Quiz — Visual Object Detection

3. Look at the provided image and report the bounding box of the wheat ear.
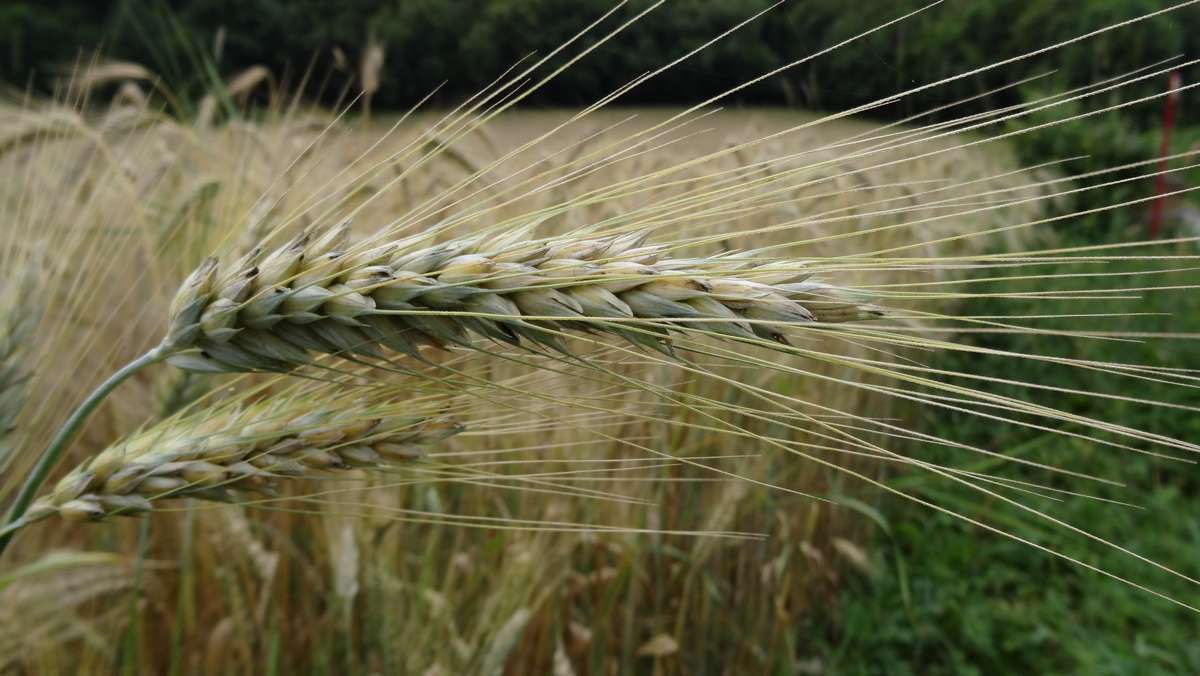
[23,393,463,524]
[160,223,882,373]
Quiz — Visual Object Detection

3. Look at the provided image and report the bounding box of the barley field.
[2,4,1199,675]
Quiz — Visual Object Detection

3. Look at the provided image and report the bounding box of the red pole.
[1149,71,1182,238]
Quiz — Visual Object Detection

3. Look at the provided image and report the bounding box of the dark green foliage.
[3,1,1197,120]
[809,244,1200,674]
[0,1,111,87]
[1006,99,1161,238]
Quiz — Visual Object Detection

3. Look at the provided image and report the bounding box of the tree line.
[2,0,1194,126]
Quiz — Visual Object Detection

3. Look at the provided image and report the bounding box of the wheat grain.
[160,224,882,373]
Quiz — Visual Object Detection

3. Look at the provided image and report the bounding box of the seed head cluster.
[163,223,882,372]
[28,399,463,522]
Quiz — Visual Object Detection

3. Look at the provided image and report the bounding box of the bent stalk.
[0,347,165,558]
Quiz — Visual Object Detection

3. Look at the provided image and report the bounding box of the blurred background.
[4,1,1198,117]
[3,1,1200,674]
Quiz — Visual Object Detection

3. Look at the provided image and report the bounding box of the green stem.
[0,346,166,559]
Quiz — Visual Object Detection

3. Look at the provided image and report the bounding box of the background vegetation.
[3,0,1198,120]
[809,243,1200,674]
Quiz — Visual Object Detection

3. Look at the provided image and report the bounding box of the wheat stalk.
[23,392,463,524]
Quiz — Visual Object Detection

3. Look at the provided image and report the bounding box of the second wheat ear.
[26,394,464,524]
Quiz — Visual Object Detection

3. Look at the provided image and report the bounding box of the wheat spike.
[161,224,882,373]
[26,393,464,523]
[153,193,284,417]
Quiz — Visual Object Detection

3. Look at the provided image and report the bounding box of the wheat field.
[1,8,1197,672]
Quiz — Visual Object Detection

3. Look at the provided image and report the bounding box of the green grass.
[811,236,1200,675]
